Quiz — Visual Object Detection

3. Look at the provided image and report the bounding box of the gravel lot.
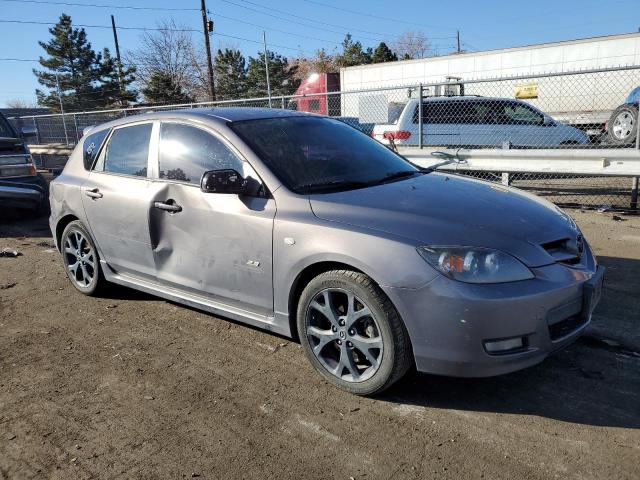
[1,209,639,480]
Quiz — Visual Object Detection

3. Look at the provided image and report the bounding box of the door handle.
[83,187,103,199]
[154,201,182,213]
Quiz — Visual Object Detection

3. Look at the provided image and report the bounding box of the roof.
[85,107,312,133]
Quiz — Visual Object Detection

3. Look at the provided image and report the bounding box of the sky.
[1,0,639,107]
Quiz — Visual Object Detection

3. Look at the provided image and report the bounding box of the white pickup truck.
[371,96,589,148]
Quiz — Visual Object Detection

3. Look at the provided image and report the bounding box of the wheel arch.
[55,214,80,251]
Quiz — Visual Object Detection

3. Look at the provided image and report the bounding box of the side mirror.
[21,126,37,141]
[543,115,554,126]
[200,169,247,194]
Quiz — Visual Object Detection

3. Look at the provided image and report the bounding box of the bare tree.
[392,31,430,60]
[127,19,208,101]
[5,98,37,109]
[292,49,338,81]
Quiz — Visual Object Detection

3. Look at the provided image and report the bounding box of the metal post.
[631,177,638,210]
[263,31,272,108]
[502,172,511,186]
[418,83,423,149]
[281,96,285,109]
[73,113,79,142]
[32,116,40,144]
[55,73,69,145]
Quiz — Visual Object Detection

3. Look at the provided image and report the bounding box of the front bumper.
[0,175,47,210]
[383,262,604,377]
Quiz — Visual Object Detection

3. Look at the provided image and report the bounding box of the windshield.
[230,116,418,193]
[0,115,17,138]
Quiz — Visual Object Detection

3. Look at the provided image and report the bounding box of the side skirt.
[101,260,292,337]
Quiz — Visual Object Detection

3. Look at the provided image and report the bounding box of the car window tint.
[102,123,152,177]
[159,123,243,184]
[84,129,110,170]
[414,102,460,124]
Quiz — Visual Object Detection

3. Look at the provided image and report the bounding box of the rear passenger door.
[149,121,276,317]
[81,122,157,279]
[413,101,460,146]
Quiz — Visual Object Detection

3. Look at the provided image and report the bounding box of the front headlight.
[417,246,534,284]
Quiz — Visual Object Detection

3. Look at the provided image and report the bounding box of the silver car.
[50,109,604,395]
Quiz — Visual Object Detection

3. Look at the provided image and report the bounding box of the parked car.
[372,97,589,148]
[50,108,603,395]
[0,111,48,213]
[606,86,639,145]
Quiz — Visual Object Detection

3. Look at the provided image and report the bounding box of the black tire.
[607,104,638,145]
[60,220,105,296]
[296,269,413,395]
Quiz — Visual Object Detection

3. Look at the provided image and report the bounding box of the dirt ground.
[1,209,639,480]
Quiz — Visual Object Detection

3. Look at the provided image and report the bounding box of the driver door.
[148,121,276,317]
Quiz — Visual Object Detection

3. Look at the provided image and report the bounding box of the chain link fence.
[8,65,640,210]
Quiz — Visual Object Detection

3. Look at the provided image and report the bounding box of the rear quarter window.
[83,129,110,170]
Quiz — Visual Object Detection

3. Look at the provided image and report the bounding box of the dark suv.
[0,112,48,213]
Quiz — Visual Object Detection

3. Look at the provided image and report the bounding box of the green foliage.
[141,70,194,104]
[34,14,137,111]
[97,48,138,107]
[214,49,248,100]
[371,42,398,63]
[246,50,300,98]
[335,34,373,68]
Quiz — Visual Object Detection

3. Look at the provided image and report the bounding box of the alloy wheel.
[63,229,96,288]
[305,288,384,382]
[612,111,634,140]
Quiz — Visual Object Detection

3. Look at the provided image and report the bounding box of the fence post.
[418,83,423,149]
[633,101,640,210]
[281,96,285,109]
[73,113,79,142]
[501,173,511,186]
[60,113,69,145]
[32,116,40,145]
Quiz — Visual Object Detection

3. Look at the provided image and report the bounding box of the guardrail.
[398,147,640,210]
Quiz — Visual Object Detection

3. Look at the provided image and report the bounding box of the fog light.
[484,337,525,354]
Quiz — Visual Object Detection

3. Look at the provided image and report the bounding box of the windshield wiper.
[298,179,372,193]
[374,170,424,185]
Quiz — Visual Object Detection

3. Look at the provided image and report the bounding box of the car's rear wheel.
[296,270,412,395]
[607,104,638,145]
[60,221,104,296]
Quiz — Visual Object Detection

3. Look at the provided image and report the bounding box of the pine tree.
[371,42,398,63]
[141,71,194,104]
[335,34,373,68]
[34,14,102,112]
[246,51,300,98]
[214,49,248,100]
[97,48,138,107]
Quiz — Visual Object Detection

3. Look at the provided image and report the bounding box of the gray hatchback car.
[50,108,604,395]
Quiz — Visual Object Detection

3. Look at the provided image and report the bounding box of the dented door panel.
[149,181,276,316]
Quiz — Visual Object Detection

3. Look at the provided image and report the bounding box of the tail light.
[383,131,411,140]
[0,154,37,178]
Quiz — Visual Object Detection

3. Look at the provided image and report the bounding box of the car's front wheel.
[296,270,413,395]
[607,104,638,145]
[60,220,105,296]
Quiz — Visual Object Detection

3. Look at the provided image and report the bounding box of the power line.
[0,0,199,10]
[0,19,200,32]
[299,0,457,31]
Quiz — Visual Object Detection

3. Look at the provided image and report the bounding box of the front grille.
[548,314,588,341]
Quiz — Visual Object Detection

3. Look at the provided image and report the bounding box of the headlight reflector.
[417,246,534,283]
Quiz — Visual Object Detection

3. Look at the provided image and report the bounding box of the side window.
[101,123,152,177]
[158,123,243,185]
[500,102,544,125]
[83,128,110,170]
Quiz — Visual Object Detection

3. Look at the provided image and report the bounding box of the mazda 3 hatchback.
[50,108,604,395]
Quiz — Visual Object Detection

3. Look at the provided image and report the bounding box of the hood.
[309,172,581,267]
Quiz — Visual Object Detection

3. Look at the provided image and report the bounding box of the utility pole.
[457,30,461,53]
[110,15,125,104]
[201,0,216,102]
[263,30,272,107]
